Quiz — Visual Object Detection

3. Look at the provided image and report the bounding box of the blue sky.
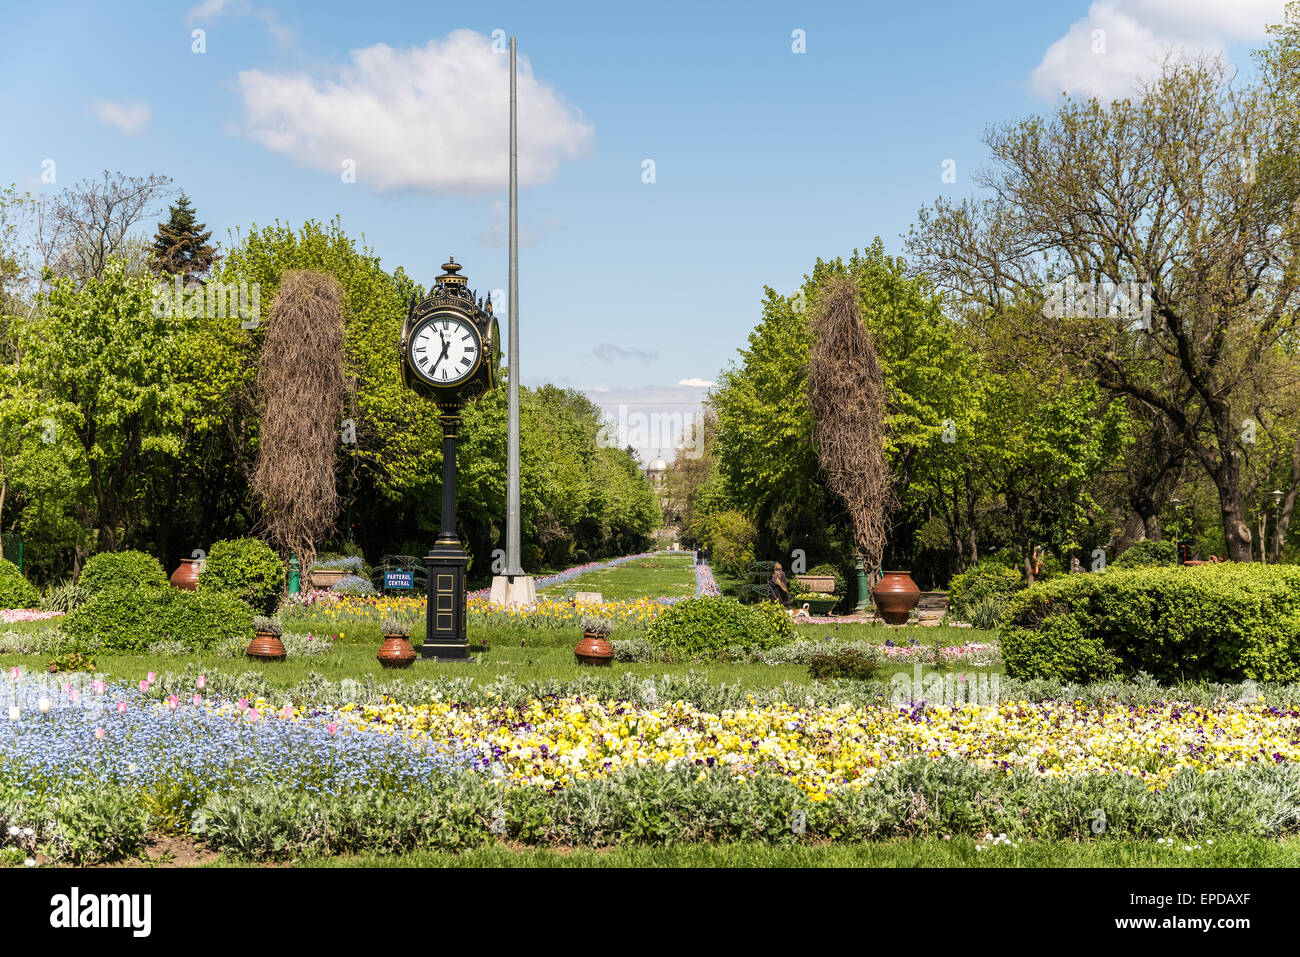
[0,0,1285,458]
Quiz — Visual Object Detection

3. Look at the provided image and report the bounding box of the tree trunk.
[1213,471,1253,562]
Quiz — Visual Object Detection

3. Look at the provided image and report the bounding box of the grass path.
[537,552,698,601]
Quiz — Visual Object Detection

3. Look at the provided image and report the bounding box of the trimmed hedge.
[1111,539,1178,570]
[0,558,39,609]
[77,550,167,595]
[1002,563,1300,683]
[946,560,1024,617]
[62,585,255,655]
[648,596,792,659]
[199,537,284,616]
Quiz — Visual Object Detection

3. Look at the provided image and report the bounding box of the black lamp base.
[421,537,469,661]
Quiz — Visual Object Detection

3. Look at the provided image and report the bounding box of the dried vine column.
[807,276,894,610]
[250,271,347,572]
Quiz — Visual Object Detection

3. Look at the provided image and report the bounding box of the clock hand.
[432,338,451,371]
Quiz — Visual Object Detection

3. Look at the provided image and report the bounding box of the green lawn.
[537,553,697,601]
[267,835,1300,868]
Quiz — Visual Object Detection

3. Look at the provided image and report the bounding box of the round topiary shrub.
[62,585,255,655]
[647,596,791,659]
[1111,538,1178,569]
[0,558,39,609]
[199,537,285,616]
[78,550,167,596]
[946,560,1025,618]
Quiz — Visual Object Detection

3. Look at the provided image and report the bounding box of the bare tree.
[35,170,173,286]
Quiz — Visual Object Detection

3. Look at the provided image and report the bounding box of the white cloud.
[236,31,594,193]
[676,377,714,388]
[1030,0,1287,100]
[91,99,150,134]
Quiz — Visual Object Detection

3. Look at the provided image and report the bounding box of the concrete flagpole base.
[489,574,537,608]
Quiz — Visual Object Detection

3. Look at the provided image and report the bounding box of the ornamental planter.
[794,575,837,595]
[574,632,614,666]
[797,596,837,617]
[378,634,417,669]
[871,570,921,625]
[169,558,201,591]
[246,631,286,661]
[310,568,346,589]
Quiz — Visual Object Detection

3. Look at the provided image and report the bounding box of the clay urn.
[574,632,614,666]
[871,570,921,625]
[378,634,417,669]
[246,631,287,661]
[170,558,201,591]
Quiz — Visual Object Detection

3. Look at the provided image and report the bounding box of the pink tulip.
[7,667,17,680]
[69,689,79,704]
[138,680,149,693]
[192,693,202,706]
[167,695,179,710]
[92,680,105,695]
[282,704,293,719]
[147,672,157,683]
[237,698,248,710]
[327,722,338,735]
[248,708,259,722]
[94,727,105,740]
[61,683,71,693]
[116,701,127,714]
[196,675,206,690]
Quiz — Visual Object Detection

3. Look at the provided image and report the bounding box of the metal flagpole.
[504,36,524,580]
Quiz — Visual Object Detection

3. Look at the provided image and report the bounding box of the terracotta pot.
[871,570,921,625]
[247,632,286,661]
[310,568,346,589]
[170,558,201,591]
[574,632,614,666]
[378,635,417,669]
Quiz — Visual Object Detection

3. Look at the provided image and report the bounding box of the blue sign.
[384,570,414,590]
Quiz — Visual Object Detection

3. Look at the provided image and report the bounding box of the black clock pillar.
[422,413,470,660]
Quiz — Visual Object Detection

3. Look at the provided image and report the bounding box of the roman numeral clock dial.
[410,316,480,385]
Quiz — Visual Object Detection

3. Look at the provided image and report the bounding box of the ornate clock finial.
[438,257,467,287]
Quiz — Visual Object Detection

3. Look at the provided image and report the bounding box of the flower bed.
[330,695,1300,799]
[0,610,63,625]
[6,664,1300,861]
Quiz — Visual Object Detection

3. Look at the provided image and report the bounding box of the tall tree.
[908,54,1300,561]
[152,192,217,282]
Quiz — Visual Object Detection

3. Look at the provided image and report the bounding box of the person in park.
[770,562,791,607]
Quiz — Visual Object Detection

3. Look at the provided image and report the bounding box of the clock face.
[409,315,480,386]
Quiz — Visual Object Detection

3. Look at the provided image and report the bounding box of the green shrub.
[0,558,39,609]
[199,537,284,616]
[946,560,1024,617]
[78,550,167,595]
[1112,539,1178,569]
[808,648,880,681]
[62,585,255,654]
[1001,563,1300,683]
[647,596,790,659]
[749,599,796,644]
